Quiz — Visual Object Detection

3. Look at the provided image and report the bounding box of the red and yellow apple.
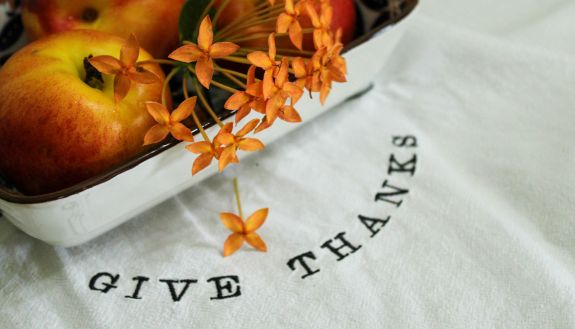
[21,0,185,58]
[0,30,165,195]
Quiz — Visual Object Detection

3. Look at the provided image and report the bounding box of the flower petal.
[268,33,276,61]
[146,102,170,125]
[128,67,160,84]
[168,44,204,63]
[225,92,251,111]
[245,208,268,232]
[276,13,293,34]
[88,55,122,75]
[223,233,244,257]
[289,21,303,50]
[219,122,234,135]
[235,105,251,123]
[238,138,265,152]
[284,82,304,104]
[306,3,321,28]
[292,57,308,78]
[191,152,214,175]
[275,58,290,87]
[198,16,214,51]
[114,74,131,103]
[215,132,236,146]
[320,81,331,105]
[245,232,267,252]
[143,124,170,145]
[121,34,140,67]
[218,146,237,172]
[263,69,275,99]
[209,42,240,58]
[196,57,214,89]
[186,141,213,154]
[220,213,245,233]
[172,96,197,122]
[247,51,273,69]
[170,123,194,142]
[279,105,302,123]
[266,93,285,122]
[254,118,272,134]
[236,118,260,137]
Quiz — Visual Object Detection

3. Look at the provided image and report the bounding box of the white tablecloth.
[2,1,575,328]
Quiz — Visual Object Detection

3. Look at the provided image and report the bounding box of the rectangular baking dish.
[0,0,419,246]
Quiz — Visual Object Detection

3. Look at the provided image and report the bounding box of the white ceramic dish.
[0,0,418,246]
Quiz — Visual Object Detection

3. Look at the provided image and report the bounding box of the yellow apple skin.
[21,0,185,58]
[0,30,165,195]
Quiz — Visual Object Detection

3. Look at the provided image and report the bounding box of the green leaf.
[178,0,216,43]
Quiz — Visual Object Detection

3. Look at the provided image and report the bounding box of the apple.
[214,0,357,48]
[0,30,165,195]
[20,0,185,58]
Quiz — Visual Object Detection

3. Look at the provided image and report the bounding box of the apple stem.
[83,56,104,91]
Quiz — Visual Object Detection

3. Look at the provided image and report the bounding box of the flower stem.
[215,65,247,89]
[186,65,240,94]
[215,4,283,38]
[212,0,232,25]
[194,0,217,37]
[221,56,254,66]
[137,59,178,66]
[233,177,244,219]
[162,68,179,107]
[190,107,210,142]
[182,73,190,99]
[182,72,211,141]
[192,77,224,127]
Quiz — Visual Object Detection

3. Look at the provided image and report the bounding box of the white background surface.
[2,1,575,328]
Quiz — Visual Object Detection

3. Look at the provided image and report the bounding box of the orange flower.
[247,33,281,99]
[143,97,196,145]
[277,0,304,50]
[169,16,240,88]
[186,141,217,175]
[264,58,303,123]
[220,208,268,257]
[292,57,313,91]
[305,2,333,49]
[214,119,265,172]
[224,66,262,123]
[311,36,347,104]
[255,104,302,133]
[89,34,159,103]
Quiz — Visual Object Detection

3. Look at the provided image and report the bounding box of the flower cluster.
[89,0,347,177]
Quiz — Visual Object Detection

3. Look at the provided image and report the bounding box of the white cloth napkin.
[2,1,575,328]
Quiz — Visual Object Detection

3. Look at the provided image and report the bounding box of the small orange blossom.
[221,208,269,257]
[89,34,159,103]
